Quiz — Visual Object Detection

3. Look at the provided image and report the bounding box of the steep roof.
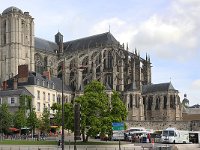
[0,88,33,97]
[6,72,72,92]
[51,77,73,92]
[142,82,177,94]
[63,32,119,52]
[35,37,58,52]
[2,6,23,15]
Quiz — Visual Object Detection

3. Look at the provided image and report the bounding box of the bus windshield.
[162,130,175,136]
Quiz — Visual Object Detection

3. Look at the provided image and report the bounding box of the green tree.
[75,80,111,142]
[39,108,50,133]
[110,91,128,122]
[27,108,39,135]
[51,102,74,132]
[13,109,27,134]
[0,103,12,134]
[13,95,33,134]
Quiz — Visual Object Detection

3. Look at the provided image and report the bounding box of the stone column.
[88,54,92,77]
[139,96,144,121]
[175,95,180,120]
[132,58,135,83]
[132,93,137,121]
[92,61,96,80]
[119,59,124,91]
[160,95,164,110]
[125,93,130,121]
[166,94,170,121]
[64,65,70,85]
[100,51,104,82]
[30,18,35,72]
[112,52,117,90]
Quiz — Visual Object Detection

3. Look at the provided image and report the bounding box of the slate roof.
[0,88,33,97]
[34,32,119,53]
[63,32,119,52]
[2,6,23,14]
[35,37,58,52]
[51,77,72,92]
[125,82,137,91]
[6,72,72,92]
[142,82,177,94]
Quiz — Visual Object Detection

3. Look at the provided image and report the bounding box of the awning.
[9,127,19,132]
[50,126,59,128]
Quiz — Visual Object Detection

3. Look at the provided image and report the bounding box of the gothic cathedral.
[0,7,182,122]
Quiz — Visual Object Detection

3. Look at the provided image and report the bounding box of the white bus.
[161,128,189,144]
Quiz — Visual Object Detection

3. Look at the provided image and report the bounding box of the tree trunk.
[86,135,89,142]
[82,133,86,142]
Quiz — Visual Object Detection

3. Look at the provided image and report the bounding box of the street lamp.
[61,59,65,150]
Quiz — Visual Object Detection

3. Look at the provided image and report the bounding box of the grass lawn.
[0,140,117,145]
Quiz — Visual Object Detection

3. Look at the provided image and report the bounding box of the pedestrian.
[147,133,151,143]
[58,140,61,146]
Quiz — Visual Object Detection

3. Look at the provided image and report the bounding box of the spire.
[126,43,129,51]
[135,48,137,55]
[148,54,151,62]
[146,53,148,61]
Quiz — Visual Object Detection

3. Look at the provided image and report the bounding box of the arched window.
[155,97,160,110]
[147,96,153,110]
[163,96,167,109]
[35,54,44,74]
[107,51,113,69]
[3,20,6,44]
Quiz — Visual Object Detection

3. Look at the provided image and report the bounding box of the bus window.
[169,131,174,136]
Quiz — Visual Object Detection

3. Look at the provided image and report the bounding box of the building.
[0,6,182,123]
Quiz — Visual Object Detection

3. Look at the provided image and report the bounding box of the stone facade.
[0,6,183,122]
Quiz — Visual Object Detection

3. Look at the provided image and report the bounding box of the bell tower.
[0,6,35,82]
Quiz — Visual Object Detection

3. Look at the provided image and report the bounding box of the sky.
[0,0,199,105]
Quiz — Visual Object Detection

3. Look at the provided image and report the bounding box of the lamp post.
[61,59,65,150]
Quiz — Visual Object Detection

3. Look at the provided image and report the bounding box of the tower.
[55,32,63,55]
[0,6,35,82]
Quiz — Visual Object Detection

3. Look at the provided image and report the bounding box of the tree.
[75,80,111,142]
[51,102,74,132]
[0,103,12,134]
[39,108,50,133]
[110,91,128,122]
[13,109,27,134]
[27,108,39,135]
[13,95,33,134]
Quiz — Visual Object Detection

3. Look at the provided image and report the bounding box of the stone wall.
[126,121,191,131]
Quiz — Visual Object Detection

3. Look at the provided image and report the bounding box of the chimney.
[2,81,7,90]
[43,71,51,80]
[13,78,18,90]
[18,64,29,83]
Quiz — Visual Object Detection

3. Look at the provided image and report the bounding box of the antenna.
[109,24,110,33]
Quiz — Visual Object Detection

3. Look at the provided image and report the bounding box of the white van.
[161,128,189,144]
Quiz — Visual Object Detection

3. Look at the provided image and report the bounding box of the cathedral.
[0,6,182,123]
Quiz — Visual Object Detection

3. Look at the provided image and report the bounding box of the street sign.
[112,122,124,130]
[112,122,124,127]
[112,126,124,131]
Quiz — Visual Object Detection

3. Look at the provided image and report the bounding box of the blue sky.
[1,0,199,105]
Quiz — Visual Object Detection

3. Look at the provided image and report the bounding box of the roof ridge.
[35,37,56,44]
[63,32,110,43]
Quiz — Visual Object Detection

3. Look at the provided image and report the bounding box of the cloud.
[90,0,200,62]
[190,80,200,90]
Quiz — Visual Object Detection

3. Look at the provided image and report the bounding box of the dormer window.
[42,80,45,86]
[47,82,49,88]
[37,79,40,85]
[52,83,55,89]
